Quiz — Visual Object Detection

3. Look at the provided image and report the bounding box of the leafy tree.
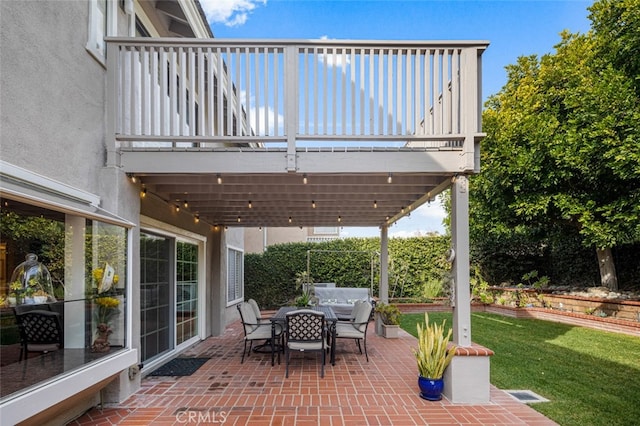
[589,0,640,95]
[472,6,640,290]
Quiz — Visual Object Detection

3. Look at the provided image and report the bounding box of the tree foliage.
[589,0,640,96]
[470,0,640,288]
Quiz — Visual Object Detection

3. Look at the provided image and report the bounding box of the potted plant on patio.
[413,312,456,401]
[374,302,401,338]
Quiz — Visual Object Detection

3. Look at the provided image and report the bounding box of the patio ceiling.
[134,170,452,228]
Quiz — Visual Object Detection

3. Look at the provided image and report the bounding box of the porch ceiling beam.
[153,184,433,195]
[163,194,429,203]
[134,173,441,186]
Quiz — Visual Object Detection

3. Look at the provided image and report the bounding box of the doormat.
[505,390,549,403]
[148,358,209,377]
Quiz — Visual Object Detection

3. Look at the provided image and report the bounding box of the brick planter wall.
[396,301,640,338]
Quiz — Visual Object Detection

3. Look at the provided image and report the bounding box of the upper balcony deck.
[106,38,487,173]
[105,38,488,227]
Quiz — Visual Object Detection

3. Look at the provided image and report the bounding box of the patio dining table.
[270,306,337,366]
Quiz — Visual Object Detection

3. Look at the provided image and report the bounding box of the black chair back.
[15,310,63,361]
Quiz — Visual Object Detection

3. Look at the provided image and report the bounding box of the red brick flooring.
[69,321,557,425]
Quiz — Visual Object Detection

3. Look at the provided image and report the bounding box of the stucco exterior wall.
[244,227,309,253]
[1,1,109,197]
[0,1,244,420]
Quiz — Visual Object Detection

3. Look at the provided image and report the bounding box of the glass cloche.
[9,253,56,304]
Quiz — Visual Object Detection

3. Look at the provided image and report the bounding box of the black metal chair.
[14,309,63,362]
[285,309,327,378]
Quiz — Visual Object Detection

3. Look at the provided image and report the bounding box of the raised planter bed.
[395,299,640,338]
[539,294,640,322]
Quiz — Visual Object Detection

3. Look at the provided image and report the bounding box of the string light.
[217,174,222,184]
[183,200,189,209]
[175,205,180,212]
[373,200,377,208]
[248,200,252,209]
[312,200,316,208]
[338,215,342,223]
[141,187,147,198]
[303,174,308,184]
[288,216,293,223]
[194,214,200,223]
[237,216,241,223]
[387,173,392,184]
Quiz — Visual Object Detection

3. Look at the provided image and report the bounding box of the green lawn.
[400,312,640,426]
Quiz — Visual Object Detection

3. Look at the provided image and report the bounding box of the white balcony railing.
[106,38,487,152]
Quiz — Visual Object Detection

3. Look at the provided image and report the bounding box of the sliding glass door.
[140,232,172,362]
[140,232,201,363]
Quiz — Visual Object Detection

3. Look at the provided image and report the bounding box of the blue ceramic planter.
[418,376,444,401]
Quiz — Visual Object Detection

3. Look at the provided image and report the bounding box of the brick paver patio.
[70,317,556,425]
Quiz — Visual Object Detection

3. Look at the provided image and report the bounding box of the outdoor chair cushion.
[248,299,270,324]
[239,302,260,333]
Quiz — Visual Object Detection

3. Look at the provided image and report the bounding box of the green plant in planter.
[414,312,456,379]
[294,292,312,308]
[293,270,314,307]
[374,302,401,325]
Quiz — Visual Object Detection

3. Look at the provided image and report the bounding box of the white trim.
[86,0,117,65]
[0,350,137,425]
[178,0,211,38]
[126,226,134,348]
[140,215,206,242]
[1,160,101,207]
[134,3,161,37]
[226,245,244,306]
[139,218,208,351]
[86,0,107,65]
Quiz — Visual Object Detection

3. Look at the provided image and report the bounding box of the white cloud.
[240,90,284,136]
[318,35,351,68]
[200,0,266,27]
[414,200,447,220]
[338,199,447,239]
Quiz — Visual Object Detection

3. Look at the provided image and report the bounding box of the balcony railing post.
[105,40,119,167]
[284,45,298,172]
[460,47,480,173]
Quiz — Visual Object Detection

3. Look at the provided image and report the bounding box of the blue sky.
[199,0,593,238]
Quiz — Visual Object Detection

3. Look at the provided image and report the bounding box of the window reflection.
[0,198,128,400]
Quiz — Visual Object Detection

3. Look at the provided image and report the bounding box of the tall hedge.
[244,236,451,309]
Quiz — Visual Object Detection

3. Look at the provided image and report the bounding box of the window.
[314,227,339,235]
[176,241,198,345]
[87,0,116,63]
[0,197,129,399]
[87,0,107,61]
[227,247,243,305]
[135,17,151,37]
